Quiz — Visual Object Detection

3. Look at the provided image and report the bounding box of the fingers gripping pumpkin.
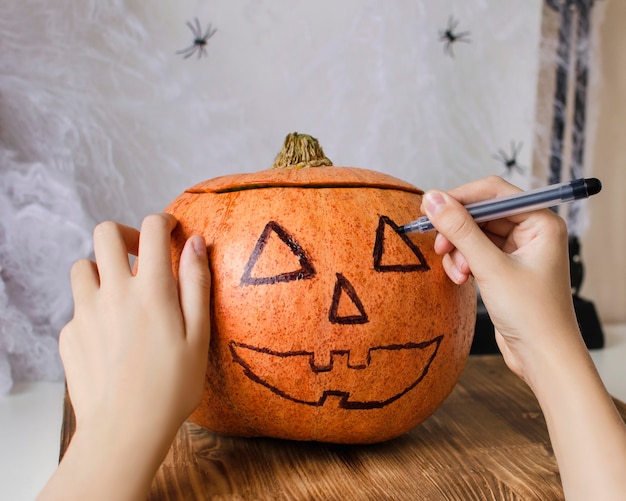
[166,133,476,444]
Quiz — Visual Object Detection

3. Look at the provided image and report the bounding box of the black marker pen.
[398,177,602,234]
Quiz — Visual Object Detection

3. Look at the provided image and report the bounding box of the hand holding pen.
[419,175,626,501]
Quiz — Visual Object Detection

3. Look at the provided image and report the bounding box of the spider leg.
[176,44,195,56]
[185,21,199,39]
[176,44,195,55]
[177,45,198,59]
[193,17,203,38]
[493,150,507,163]
[456,31,471,43]
[202,24,217,41]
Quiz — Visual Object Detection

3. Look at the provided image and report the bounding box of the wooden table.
[59,355,626,500]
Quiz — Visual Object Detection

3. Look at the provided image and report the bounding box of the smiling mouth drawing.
[229,335,443,410]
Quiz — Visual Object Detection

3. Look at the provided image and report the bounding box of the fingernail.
[450,263,464,284]
[423,191,446,216]
[191,235,207,257]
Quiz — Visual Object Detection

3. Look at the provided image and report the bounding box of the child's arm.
[38,213,211,501]
[423,176,626,501]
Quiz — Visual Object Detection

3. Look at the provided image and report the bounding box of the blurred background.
[0,0,622,393]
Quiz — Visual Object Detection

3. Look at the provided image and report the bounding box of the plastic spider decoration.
[177,18,217,59]
[493,141,525,177]
[439,16,470,57]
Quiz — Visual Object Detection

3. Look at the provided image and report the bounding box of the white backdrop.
[0,0,543,392]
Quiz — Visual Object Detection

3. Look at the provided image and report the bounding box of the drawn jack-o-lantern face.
[165,136,476,444]
[231,216,439,411]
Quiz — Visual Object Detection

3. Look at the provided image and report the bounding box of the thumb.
[178,235,211,349]
[422,190,502,279]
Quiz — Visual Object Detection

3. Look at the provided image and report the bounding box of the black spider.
[439,16,470,57]
[493,141,525,176]
[177,18,217,59]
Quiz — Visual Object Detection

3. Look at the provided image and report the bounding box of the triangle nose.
[328,273,369,325]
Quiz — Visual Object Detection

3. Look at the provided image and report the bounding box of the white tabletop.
[1,324,625,501]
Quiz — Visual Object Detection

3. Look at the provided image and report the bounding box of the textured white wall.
[0,0,543,391]
[189,0,542,191]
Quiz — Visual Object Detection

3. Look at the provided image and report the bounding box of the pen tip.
[397,226,407,234]
[586,177,602,196]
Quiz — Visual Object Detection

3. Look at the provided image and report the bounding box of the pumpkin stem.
[271,132,333,169]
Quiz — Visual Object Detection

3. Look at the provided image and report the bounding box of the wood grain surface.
[59,355,626,500]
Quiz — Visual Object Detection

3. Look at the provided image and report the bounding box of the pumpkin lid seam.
[186,184,424,195]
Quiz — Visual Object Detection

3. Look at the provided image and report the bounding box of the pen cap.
[576,177,602,197]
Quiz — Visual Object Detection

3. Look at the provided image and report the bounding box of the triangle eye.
[328,273,369,325]
[240,221,316,286]
[373,216,430,273]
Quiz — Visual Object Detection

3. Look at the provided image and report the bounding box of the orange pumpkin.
[166,133,476,444]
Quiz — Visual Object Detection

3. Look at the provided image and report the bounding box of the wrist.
[73,411,175,465]
[516,320,588,394]
[57,415,176,500]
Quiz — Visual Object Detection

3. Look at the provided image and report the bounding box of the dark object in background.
[493,140,525,177]
[438,16,471,57]
[569,235,604,349]
[471,235,604,354]
[471,296,497,355]
[177,18,217,59]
